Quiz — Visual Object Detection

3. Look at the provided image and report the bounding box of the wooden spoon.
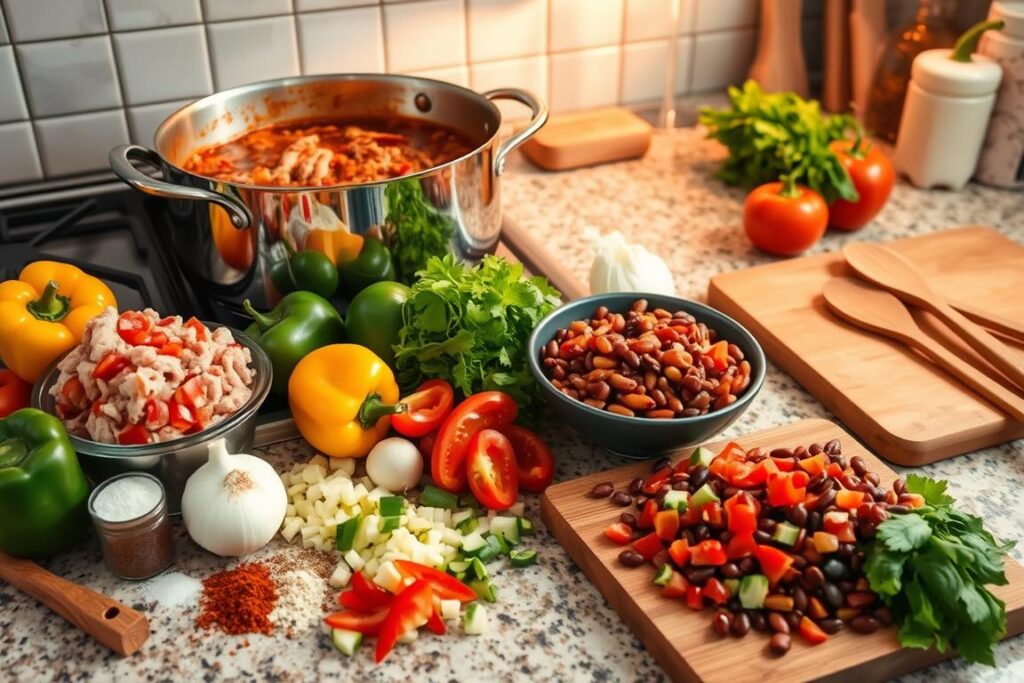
[0,551,150,656]
[949,299,1024,345]
[842,242,1024,392]
[822,277,1024,422]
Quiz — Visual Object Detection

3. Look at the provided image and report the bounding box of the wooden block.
[521,107,652,171]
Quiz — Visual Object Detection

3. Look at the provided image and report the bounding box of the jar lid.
[990,1,1024,38]
[912,49,1003,97]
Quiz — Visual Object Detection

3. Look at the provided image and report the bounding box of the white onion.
[588,228,676,296]
[366,437,423,492]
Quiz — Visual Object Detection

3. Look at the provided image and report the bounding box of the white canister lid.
[911,49,1003,97]
[989,1,1024,38]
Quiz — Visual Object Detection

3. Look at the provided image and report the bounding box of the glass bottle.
[864,0,961,143]
[88,473,173,580]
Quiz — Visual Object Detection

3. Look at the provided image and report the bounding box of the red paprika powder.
[195,562,278,635]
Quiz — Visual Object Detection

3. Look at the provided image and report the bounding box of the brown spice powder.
[195,562,278,635]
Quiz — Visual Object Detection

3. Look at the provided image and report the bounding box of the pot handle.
[109,144,252,229]
[484,89,549,176]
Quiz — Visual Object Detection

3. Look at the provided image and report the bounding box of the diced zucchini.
[328,562,353,588]
[460,532,487,556]
[491,532,512,557]
[739,574,769,609]
[344,549,365,572]
[477,537,501,563]
[490,516,520,545]
[335,515,361,552]
[772,521,800,547]
[468,579,497,603]
[374,561,404,594]
[509,549,537,568]
[689,483,719,508]
[689,446,714,468]
[447,560,471,575]
[440,599,461,621]
[379,496,406,517]
[331,629,362,656]
[456,516,480,534]
[662,490,689,511]
[380,516,401,533]
[517,517,535,536]
[464,602,489,634]
[470,557,489,580]
[421,485,459,509]
[451,509,475,526]
[653,564,674,586]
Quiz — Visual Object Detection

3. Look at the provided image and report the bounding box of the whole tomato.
[743,180,828,257]
[827,139,894,231]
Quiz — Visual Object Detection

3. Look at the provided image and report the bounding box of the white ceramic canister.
[893,23,1004,190]
[976,1,1024,188]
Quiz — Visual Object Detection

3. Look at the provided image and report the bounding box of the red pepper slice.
[392,560,476,603]
[641,467,672,495]
[638,499,659,530]
[654,509,680,542]
[755,544,795,587]
[352,571,396,608]
[391,379,455,438]
[691,540,727,566]
[723,492,759,536]
[771,457,796,472]
[668,539,691,568]
[339,590,389,612]
[826,461,843,478]
[117,423,149,445]
[726,533,759,560]
[604,522,634,545]
[798,616,829,645]
[324,607,389,635]
[685,584,704,610]
[376,580,434,663]
[93,353,131,381]
[632,532,664,562]
[703,577,728,605]
[767,471,809,507]
[661,571,689,598]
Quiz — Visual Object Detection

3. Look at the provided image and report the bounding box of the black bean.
[818,618,844,634]
[618,550,645,567]
[837,580,856,595]
[850,553,865,573]
[750,611,767,632]
[688,466,709,490]
[754,530,772,544]
[816,487,837,509]
[837,543,855,559]
[671,472,688,484]
[822,558,847,581]
[730,612,751,637]
[757,518,777,533]
[635,495,649,510]
[893,478,907,495]
[874,606,894,627]
[671,481,687,491]
[611,492,633,506]
[738,557,757,574]
[711,611,731,637]
[768,612,790,634]
[823,582,844,609]
[627,478,644,495]
[850,455,868,477]
[652,458,671,473]
[619,512,638,528]
[809,443,823,455]
[807,511,823,532]
[804,566,825,589]
[784,612,801,630]
[692,524,710,542]
[769,632,791,655]
[770,448,795,459]
[684,567,716,585]
[823,439,842,455]
[590,482,614,498]
[722,486,740,499]
[850,615,881,634]
[792,586,808,613]
[887,504,910,514]
[787,503,808,527]
[721,562,742,579]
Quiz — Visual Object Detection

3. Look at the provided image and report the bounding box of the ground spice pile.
[195,562,278,635]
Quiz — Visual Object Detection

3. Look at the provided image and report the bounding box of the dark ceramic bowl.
[528,293,766,459]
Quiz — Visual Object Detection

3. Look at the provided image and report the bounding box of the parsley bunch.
[393,254,561,419]
[864,475,1015,665]
[698,80,860,203]
[383,179,455,284]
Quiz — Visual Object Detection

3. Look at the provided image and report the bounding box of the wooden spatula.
[0,551,150,656]
[842,242,1024,392]
[822,277,1024,422]
[949,299,1024,345]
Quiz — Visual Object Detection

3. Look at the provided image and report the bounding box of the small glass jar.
[88,473,173,580]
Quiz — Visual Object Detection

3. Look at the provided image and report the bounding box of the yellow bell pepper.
[288,344,400,458]
[0,261,117,383]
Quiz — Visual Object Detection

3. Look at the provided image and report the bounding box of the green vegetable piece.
[269,244,339,299]
[653,564,674,586]
[723,578,740,597]
[335,515,361,552]
[337,238,395,295]
[383,179,456,284]
[478,535,501,563]
[772,522,800,547]
[689,446,715,468]
[517,517,535,536]
[379,516,401,533]
[877,514,932,552]
[662,490,689,512]
[470,557,489,580]
[345,281,411,366]
[378,496,405,517]
[509,549,537,568]
[689,483,719,508]
[421,484,459,510]
[490,532,511,556]
[243,291,346,397]
[904,474,954,506]
[331,628,362,656]
[458,493,481,509]
[456,516,480,535]
[469,578,498,603]
[738,574,769,609]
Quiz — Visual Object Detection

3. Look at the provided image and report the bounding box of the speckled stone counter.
[3,127,1023,682]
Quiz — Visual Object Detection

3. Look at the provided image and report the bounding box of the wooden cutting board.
[540,418,1024,683]
[707,226,1024,466]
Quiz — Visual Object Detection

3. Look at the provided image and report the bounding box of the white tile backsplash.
[620,36,692,104]
[17,37,122,117]
[550,46,621,113]
[468,0,546,63]
[297,6,385,74]
[0,122,42,183]
[4,0,106,42]
[207,15,300,89]
[384,0,465,72]
[104,0,203,31]
[114,26,213,105]
[693,0,759,32]
[0,46,28,121]
[201,0,293,22]
[550,0,623,52]
[408,65,470,88]
[127,98,194,145]
[470,55,547,121]
[691,27,755,92]
[624,0,695,42]
[295,0,380,9]
[34,109,128,176]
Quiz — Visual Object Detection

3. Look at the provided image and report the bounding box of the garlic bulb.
[181,438,287,557]
[588,229,676,296]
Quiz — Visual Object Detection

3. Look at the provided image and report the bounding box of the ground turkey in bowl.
[51,308,254,445]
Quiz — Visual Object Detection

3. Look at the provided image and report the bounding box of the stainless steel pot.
[109,74,547,311]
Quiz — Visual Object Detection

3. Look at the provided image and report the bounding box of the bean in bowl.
[539,298,753,419]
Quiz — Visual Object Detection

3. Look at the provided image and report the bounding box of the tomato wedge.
[431,391,518,492]
[376,580,434,663]
[391,379,454,438]
[117,423,149,445]
[324,607,389,635]
[466,429,519,510]
[93,353,131,381]
[501,425,555,493]
[117,311,151,345]
[392,560,476,602]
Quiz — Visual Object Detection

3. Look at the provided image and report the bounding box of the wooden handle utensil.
[0,551,150,656]
[843,242,1024,393]
[822,277,1024,422]
[949,299,1024,345]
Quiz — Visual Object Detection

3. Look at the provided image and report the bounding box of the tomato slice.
[392,560,476,603]
[391,380,454,438]
[431,391,518,493]
[466,429,519,510]
[501,425,555,493]
[185,316,207,341]
[93,353,131,381]
[376,580,434,663]
[117,423,149,445]
[117,311,151,345]
[324,607,389,635]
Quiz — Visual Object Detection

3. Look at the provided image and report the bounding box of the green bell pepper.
[345,281,410,366]
[243,291,346,396]
[269,241,339,299]
[0,408,90,558]
[337,238,395,295]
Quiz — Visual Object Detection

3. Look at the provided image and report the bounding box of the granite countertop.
[4,127,1024,682]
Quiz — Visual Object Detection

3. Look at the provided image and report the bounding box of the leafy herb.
[383,179,455,284]
[864,476,1014,665]
[393,254,561,419]
[698,80,860,202]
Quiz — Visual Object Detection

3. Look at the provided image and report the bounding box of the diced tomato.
[175,376,207,409]
[902,493,925,509]
[642,467,672,495]
[807,597,829,620]
[59,375,87,410]
[724,492,759,536]
[767,471,809,507]
[392,560,476,603]
[707,340,729,371]
[143,330,169,348]
[726,533,758,560]
[376,580,434,663]
[836,489,866,510]
[157,316,177,326]
[703,578,728,605]
[668,539,691,568]
[813,532,839,554]
[691,540,727,566]
[324,608,389,635]
[798,616,829,645]
[826,461,843,478]
[185,316,207,341]
[771,457,796,472]
[824,511,857,543]
[679,503,702,527]
[661,571,689,599]
[755,544,794,587]
[632,532,664,562]
[158,341,184,357]
[117,311,152,345]
[93,353,131,381]
[143,398,167,429]
[117,423,149,445]
[352,572,396,607]
[638,499,659,530]
[168,398,195,432]
[797,453,828,476]
[90,399,104,416]
[722,461,759,487]
[686,584,704,610]
[702,502,724,527]
[604,522,634,545]
[654,509,680,542]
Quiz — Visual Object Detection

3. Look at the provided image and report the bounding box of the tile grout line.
[380,1,390,73]
[3,19,43,178]
[100,0,132,145]
[291,6,305,77]
[617,0,627,107]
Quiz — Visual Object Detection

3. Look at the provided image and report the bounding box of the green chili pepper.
[0,408,90,558]
[269,240,339,299]
[337,238,396,295]
[243,291,346,396]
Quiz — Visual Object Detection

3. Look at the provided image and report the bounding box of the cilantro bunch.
[698,80,860,203]
[864,475,1015,665]
[393,254,561,419]
[383,179,455,284]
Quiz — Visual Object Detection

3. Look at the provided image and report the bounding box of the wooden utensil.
[541,419,1024,683]
[822,277,1024,422]
[950,299,1024,345]
[843,241,1024,392]
[0,551,150,656]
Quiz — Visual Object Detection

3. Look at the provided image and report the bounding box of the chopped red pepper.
[685,584,704,610]
[826,461,844,478]
[823,511,857,543]
[352,571,395,608]
[767,471,809,507]
[324,607,388,635]
[661,571,689,599]
[691,540,727,566]
[632,532,664,561]
[425,607,446,635]
[703,577,729,605]
[158,341,184,357]
[93,353,131,381]
[726,533,759,560]
[724,492,759,536]
[771,457,796,472]
[668,539,691,568]
[755,544,794,587]
[797,453,828,476]
[702,502,724,527]
[638,499,659,530]
[642,467,672,495]
[836,489,866,510]
[604,522,634,545]
[654,509,680,542]
[375,580,434,663]
[117,423,149,445]
[798,616,829,645]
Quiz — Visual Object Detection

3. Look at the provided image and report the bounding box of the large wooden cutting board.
[540,419,1024,683]
[707,226,1024,466]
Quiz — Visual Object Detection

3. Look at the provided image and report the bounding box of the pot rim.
[153,72,506,193]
